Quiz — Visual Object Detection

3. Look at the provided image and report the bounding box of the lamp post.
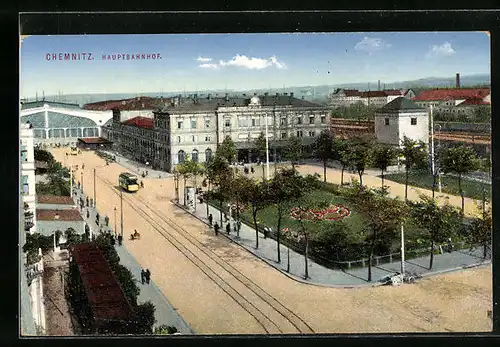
[400,222,405,276]
[93,168,96,208]
[435,124,442,193]
[81,170,84,191]
[114,207,117,237]
[265,113,270,181]
[120,188,124,238]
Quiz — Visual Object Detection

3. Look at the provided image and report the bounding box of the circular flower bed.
[289,204,351,221]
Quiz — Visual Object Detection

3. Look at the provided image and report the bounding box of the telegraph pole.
[265,113,270,180]
[81,171,84,191]
[400,222,405,275]
[120,188,124,238]
[93,168,96,208]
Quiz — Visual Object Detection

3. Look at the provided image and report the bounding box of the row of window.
[31,127,99,139]
[384,118,418,126]
[177,148,213,164]
[21,145,28,162]
[292,130,316,138]
[22,175,29,195]
[177,135,212,144]
[176,115,328,130]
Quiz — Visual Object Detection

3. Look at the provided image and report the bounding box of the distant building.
[103,93,330,172]
[35,209,85,237]
[20,101,112,148]
[412,88,490,116]
[374,97,429,147]
[21,123,37,234]
[330,89,406,107]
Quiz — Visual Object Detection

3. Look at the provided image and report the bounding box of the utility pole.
[81,171,84,191]
[430,105,435,198]
[120,188,124,238]
[93,168,96,208]
[400,222,405,275]
[265,113,270,181]
[114,207,117,237]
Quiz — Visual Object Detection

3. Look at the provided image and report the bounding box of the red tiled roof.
[36,209,83,221]
[37,195,75,205]
[83,96,167,111]
[412,88,490,101]
[344,90,361,97]
[71,243,134,322]
[457,98,490,106]
[78,137,112,144]
[122,116,154,129]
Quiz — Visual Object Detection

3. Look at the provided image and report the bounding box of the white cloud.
[197,57,212,62]
[354,37,392,53]
[426,42,456,58]
[198,63,219,69]
[198,54,286,70]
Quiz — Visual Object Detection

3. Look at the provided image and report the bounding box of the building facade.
[20,101,112,147]
[374,97,429,147]
[412,88,491,116]
[330,89,406,108]
[21,124,37,234]
[102,93,330,172]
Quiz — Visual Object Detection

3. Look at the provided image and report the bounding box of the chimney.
[290,92,294,98]
[378,80,381,91]
[456,73,460,89]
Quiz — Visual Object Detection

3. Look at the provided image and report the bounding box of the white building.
[21,123,37,234]
[20,101,112,147]
[103,93,330,172]
[330,89,406,108]
[374,97,429,147]
[412,88,490,115]
[329,89,362,107]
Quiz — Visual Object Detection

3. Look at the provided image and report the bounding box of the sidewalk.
[72,186,193,333]
[99,150,173,179]
[176,194,490,288]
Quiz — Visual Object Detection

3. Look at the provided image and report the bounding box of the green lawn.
[382,171,491,201]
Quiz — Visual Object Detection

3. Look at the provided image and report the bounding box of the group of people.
[140,269,151,284]
[207,213,241,236]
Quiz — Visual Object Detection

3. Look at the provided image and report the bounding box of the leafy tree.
[133,301,156,334]
[218,135,237,164]
[240,176,273,249]
[332,138,352,186]
[472,105,491,123]
[176,157,194,206]
[34,148,55,165]
[372,143,398,189]
[154,325,178,335]
[440,145,480,215]
[355,188,408,281]
[283,135,303,170]
[349,137,373,187]
[268,168,310,263]
[408,194,462,269]
[313,130,334,183]
[466,199,492,259]
[172,167,181,202]
[399,136,428,200]
[227,174,251,236]
[204,153,233,223]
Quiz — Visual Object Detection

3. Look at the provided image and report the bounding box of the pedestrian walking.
[86,196,89,207]
[237,220,242,233]
[214,222,220,236]
[251,167,254,173]
[86,209,90,219]
[117,234,123,246]
[140,180,144,188]
[208,214,213,227]
[145,269,151,284]
[141,270,146,284]
[90,198,94,207]
[105,215,109,226]
[226,223,230,234]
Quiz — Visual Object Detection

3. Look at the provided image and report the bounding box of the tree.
[254,131,267,181]
[283,135,303,170]
[372,143,398,189]
[227,174,250,236]
[473,105,491,123]
[34,148,55,165]
[440,145,480,215]
[332,138,352,186]
[172,167,181,203]
[467,200,492,259]
[240,176,272,249]
[355,188,408,281]
[268,168,310,263]
[349,137,373,187]
[313,130,334,183]
[176,158,194,206]
[218,135,237,165]
[399,136,428,200]
[408,194,462,269]
[204,153,233,223]
[134,301,156,334]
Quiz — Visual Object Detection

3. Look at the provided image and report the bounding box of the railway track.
[96,173,315,334]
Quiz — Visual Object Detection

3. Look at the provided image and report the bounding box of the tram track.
[96,173,315,334]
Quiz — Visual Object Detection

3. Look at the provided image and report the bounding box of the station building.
[102,93,331,172]
[20,101,112,148]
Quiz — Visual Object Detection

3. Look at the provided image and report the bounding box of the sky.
[20,32,490,98]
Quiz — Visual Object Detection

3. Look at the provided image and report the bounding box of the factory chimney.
[456,73,460,89]
[378,80,381,91]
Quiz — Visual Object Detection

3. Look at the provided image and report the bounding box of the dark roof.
[159,94,324,112]
[37,195,75,205]
[36,208,84,221]
[121,116,154,129]
[377,97,425,113]
[21,100,81,110]
[71,243,134,322]
[83,96,167,111]
[77,137,113,144]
